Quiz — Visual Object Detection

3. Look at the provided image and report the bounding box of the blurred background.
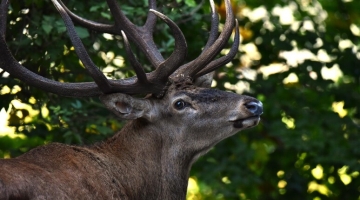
[0,0,359,199]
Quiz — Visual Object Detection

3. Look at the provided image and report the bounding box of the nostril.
[245,101,263,115]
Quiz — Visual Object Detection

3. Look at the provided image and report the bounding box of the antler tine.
[144,0,157,31]
[0,0,9,37]
[121,31,149,85]
[52,0,113,94]
[56,0,116,34]
[56,0,157,36]
[170,0,219,79]
[57,0,164,68]
[203,0,219,51]
[105,0,165,67]
[185,0,235,78]
[148,9,187,83]
[195,19,239,78]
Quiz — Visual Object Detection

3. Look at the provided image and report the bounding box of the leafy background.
[0,0,359,199]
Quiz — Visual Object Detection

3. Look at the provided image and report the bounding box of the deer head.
[0,0,262,199]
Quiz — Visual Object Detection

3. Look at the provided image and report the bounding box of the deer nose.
[245,101,263,115]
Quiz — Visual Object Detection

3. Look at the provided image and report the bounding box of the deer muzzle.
[231,100,263,129]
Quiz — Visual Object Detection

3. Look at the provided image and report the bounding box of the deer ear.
[99,93,154,121]
[194,72,214,88]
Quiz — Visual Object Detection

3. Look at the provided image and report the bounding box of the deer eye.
[174,100,187,110]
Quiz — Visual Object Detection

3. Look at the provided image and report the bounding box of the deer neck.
[97,119,192,199]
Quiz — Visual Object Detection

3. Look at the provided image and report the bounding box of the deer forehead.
[165,87,245,104]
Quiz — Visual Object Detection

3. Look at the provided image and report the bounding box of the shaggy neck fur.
[96,119,193,199]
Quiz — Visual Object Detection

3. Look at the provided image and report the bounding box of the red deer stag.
[0,0,263,199]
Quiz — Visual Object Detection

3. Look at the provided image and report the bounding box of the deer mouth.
[231,116,260,129]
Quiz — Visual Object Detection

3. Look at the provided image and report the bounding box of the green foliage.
[0,0,359,199]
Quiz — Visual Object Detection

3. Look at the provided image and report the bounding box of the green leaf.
[100,12,111,20]
[42,24,53,34]
[71,100,82,109]
[74,27,89,39]
[184,0,196,7]
[54,20,66,33]
[89,5,100,12]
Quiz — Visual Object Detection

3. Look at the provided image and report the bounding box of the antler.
[172,0,239,80]
[0,0,238,98]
